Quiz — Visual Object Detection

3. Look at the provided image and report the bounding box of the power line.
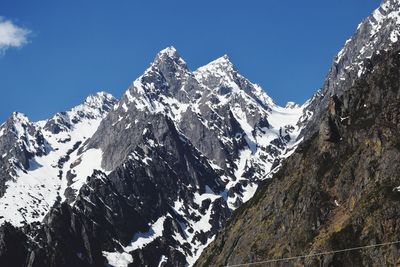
[225,240,400,267]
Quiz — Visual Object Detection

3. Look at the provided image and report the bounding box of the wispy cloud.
[0,17,30,54]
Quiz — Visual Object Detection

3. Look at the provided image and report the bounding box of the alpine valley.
[1,0,400,267]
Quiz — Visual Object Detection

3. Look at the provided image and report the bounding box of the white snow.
[103,215,167,267]
[230,105,257,153]
[390,29,399,42]
[0,156,61,225]
[335,38,352,63]
[268,104,304,144]
[234,149,252,180]
[122,103,128,112]
[126,215,166,251]
[171,190,221,266]
[240,182,258,203]
[191,188,220,233]
[158,255,168,267]
[103,251,133,267]
[65,148,106,197]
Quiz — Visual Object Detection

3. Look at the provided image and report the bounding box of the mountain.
[2,1,396,265]
[301,0,400,139]
[196,0,400,266]
[0,48,308,266]
[0,92,117,226]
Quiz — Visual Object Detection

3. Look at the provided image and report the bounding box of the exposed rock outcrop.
[196,44,400,267]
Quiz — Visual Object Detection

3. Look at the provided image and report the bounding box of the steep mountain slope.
[302,0,400,140]
[0,92,117,226]
[196,1,400,266]
[0,48,308,266]
[0,112,47,197]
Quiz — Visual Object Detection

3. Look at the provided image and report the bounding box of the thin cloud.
[0,17,30,54]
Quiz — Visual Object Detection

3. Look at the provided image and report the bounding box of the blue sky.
[0,0,380,122]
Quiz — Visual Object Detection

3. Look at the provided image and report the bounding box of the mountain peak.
[216,54,232,63]
[196,54,235,74]
[9,112,30,124]
[334,0,400,65]
[41,91,117,134]
[153,46,188,69]
[83,91,117,109]
[157,46,178,57]
[70,91,117,118]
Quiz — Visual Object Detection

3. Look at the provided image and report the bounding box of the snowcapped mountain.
[0,47,308,266]
[0,112,47,196]
[0,1,394,266]
[76,47,308,266]
[0,92,117,226]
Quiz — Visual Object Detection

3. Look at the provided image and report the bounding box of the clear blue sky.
[0,0,380,122]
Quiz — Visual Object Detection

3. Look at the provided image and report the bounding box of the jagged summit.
[195,54,235,75]
[194,53,275,108]
[156,46,178,58]
[83,91,116,106]
[82,90,115,102]
[205,54,234,68]
[1,112,37,142]
[299,0,400,140]
[4,93,116,129]
[335,0,400,77]
[40,91,117,134]
[369,0,400,39]
[7,112,30,124]
[152,46,188,71]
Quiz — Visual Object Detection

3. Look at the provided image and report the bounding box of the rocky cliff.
[196,18,400,267]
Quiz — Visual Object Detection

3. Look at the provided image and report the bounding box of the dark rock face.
[195,45,400,267]
[0,222,30,267]
[36,202,106,267]
[79,113,233,265]
[0,202,108,267]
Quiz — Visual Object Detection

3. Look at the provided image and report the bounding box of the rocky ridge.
[302,0,400,139]
[196,0,400,266]
[0,92,118,226]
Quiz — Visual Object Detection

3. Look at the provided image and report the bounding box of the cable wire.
[225,240,400,267]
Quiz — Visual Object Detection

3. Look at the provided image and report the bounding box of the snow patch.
[103,251,133,267]
[103,215,167,267]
